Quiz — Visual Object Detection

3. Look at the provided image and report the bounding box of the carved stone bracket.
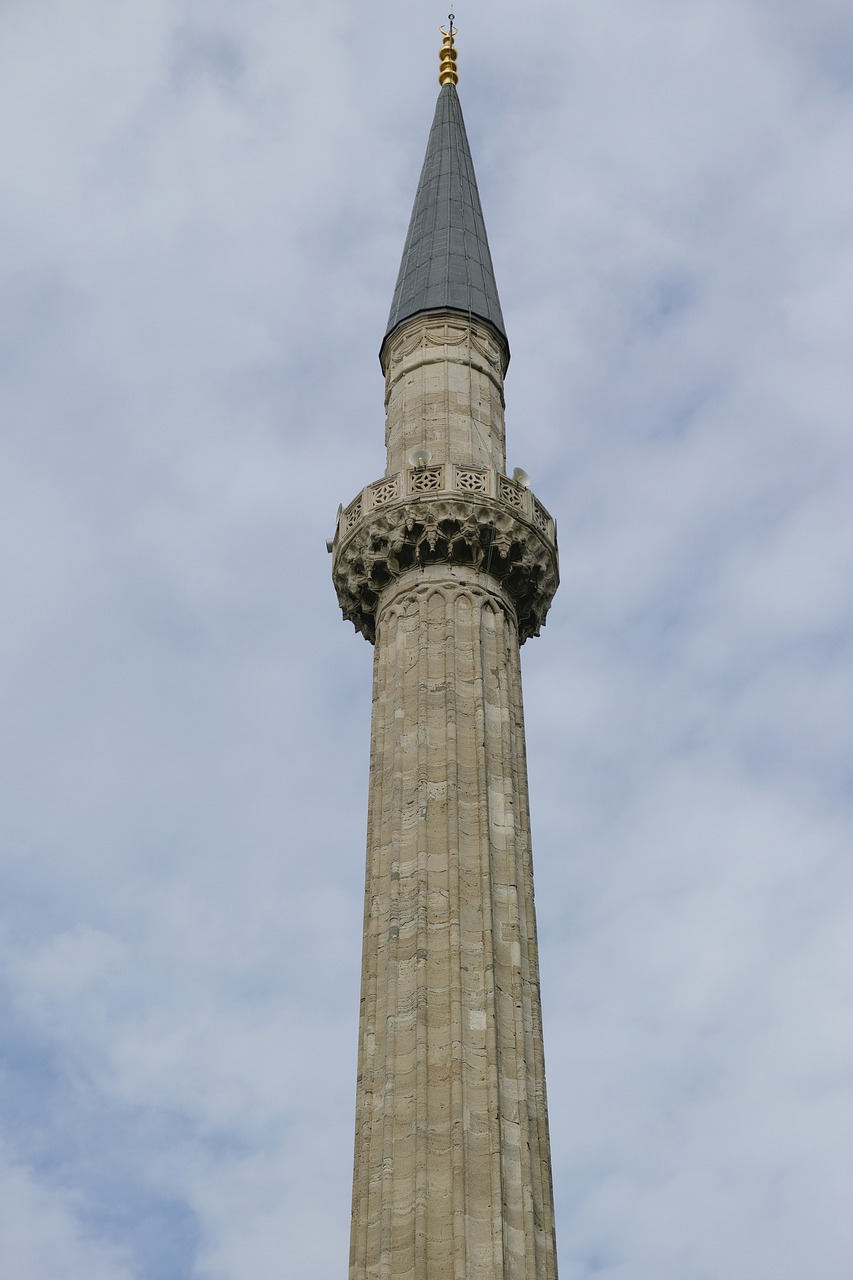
[332,474,559,644]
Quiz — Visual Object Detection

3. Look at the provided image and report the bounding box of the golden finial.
[439,15,458,86]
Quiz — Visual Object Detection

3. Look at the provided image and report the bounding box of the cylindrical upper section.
[382,312,508,476]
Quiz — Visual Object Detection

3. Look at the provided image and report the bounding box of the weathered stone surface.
[349,566,558,1280]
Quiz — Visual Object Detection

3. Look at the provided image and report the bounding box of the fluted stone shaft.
[349,563,558,1280]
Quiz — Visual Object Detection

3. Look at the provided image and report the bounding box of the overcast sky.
[2,1,852,1277]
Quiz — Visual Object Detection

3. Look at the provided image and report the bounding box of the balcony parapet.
[331,463,559,644]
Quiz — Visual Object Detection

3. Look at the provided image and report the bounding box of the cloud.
[0,1141,132,1280]
[1,1,852,1276]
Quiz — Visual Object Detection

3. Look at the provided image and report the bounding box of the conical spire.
[383,83,507,355]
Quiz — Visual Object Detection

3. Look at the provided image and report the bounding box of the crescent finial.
[438,18,459,86]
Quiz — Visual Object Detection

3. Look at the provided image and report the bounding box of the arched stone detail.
[376,568,517,640]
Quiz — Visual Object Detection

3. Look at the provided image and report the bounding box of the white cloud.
[0,1142,132,1280]
[1,0,852,1276]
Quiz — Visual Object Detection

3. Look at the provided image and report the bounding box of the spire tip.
[439,16,458,86]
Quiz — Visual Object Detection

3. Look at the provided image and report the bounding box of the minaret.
[331,25,560,1279]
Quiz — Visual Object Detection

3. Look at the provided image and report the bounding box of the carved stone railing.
[331,464,559,644]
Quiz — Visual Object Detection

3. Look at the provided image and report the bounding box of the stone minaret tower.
[331,26,560,1279]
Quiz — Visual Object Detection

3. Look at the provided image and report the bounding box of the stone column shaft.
[349,565,558,1279]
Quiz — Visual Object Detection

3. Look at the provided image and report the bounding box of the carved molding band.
[376,566,515,629]
[332,471,559,645]
[381,312,509,405]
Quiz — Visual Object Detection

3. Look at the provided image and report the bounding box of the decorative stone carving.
[498,473,525,510]
[344,495,362,530]
[533,498,551,535]
[332,476,558,644]
[454,466,489,494]
[370,476,400,506]
[408,464,445,494]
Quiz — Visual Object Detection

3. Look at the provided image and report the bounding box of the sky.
[1,0,852,1276]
